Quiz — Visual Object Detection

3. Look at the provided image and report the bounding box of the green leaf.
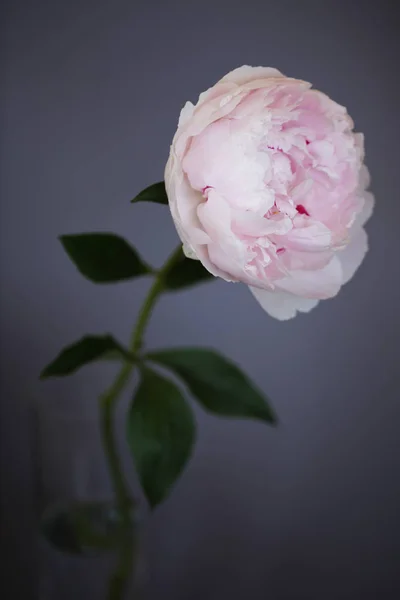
[60,233,152,283]
[131,182,168,205]
[127,367,195,508]
[163,248,215,290]
[146,348,276,424]
[40,335,132,379]
[99,349,128,362]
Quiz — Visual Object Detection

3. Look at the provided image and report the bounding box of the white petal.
[353,191,375,230]
[249,286,319,320]
[358,164,371,191]
[165,153,223,279]
[197,82,236,106]
[165,152,208,244]
[178,101,195,127]
[207,243,245,282]
[337,227,368,285]
[182,243,198,260]
[220,65,285,86]
[276,256,343,299]
[354,133,365,162]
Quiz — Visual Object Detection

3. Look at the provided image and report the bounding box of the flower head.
[165,66,374,319]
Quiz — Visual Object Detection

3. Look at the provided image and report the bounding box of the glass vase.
[33,398,147,600]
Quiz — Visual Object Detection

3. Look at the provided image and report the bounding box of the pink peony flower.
[165,66,374,320]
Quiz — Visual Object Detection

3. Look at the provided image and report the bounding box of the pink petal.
[283,218,332,252]
[232,210,292,237]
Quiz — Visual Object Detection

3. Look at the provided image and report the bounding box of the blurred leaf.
[60,233,152,283]
[40,335,132,378]
[163,248,215,290]
[99,349,128,362]
[146,348,276,424]
[131,182,168,205]
[127,367,195,508]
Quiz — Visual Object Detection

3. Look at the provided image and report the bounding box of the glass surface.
[33,400,147,599]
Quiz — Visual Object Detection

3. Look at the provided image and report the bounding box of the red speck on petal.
[297,204,310,216]
[202,185,212,196]
[276,247,285,255]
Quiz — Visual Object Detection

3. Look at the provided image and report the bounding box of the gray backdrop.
[1,1,399,598]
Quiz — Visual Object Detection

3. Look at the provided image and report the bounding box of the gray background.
[1,0,399,598]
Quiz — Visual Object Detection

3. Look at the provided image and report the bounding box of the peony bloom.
[165,66,374,320]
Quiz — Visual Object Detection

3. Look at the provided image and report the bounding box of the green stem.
[106,533,136,600]
[99,362,132,512]
[99,243,183,600]
[131,243,183,353]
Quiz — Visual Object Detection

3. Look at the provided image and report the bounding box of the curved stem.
[100,362,132,512]
[99,243,183,600]
[131,243,183,354]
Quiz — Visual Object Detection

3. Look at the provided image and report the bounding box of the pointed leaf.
[146,348,276,424]
[60,233,152,283]
[41,335,132,378]
[163,248,215,290]
[127,367,195,508]
[131,182,168,205]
